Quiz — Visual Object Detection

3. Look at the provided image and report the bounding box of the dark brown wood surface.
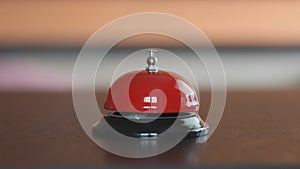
[1,90,300,167]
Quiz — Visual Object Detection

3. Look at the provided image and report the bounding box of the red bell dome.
[104,50,199,114]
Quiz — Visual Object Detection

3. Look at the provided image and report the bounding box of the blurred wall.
[1,1,300,92]
[1,0,300,48]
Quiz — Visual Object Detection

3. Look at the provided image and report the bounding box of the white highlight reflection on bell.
[176,79,199,107]
[144,96,158,103]
[143,106,158,109]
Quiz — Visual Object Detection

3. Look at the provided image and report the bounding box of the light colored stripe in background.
[0,49,299,92]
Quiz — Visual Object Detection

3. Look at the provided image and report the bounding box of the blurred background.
[1,0,300,167]
[1,0,300,92]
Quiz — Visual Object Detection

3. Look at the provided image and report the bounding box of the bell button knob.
[146,49,159,73]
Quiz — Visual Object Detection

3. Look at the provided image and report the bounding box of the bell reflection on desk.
[95,134,207,165]
[92,50,208,150]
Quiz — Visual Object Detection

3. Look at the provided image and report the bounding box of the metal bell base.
[92,112,208,138]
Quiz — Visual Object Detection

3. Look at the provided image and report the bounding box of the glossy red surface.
[104,70,199,113]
